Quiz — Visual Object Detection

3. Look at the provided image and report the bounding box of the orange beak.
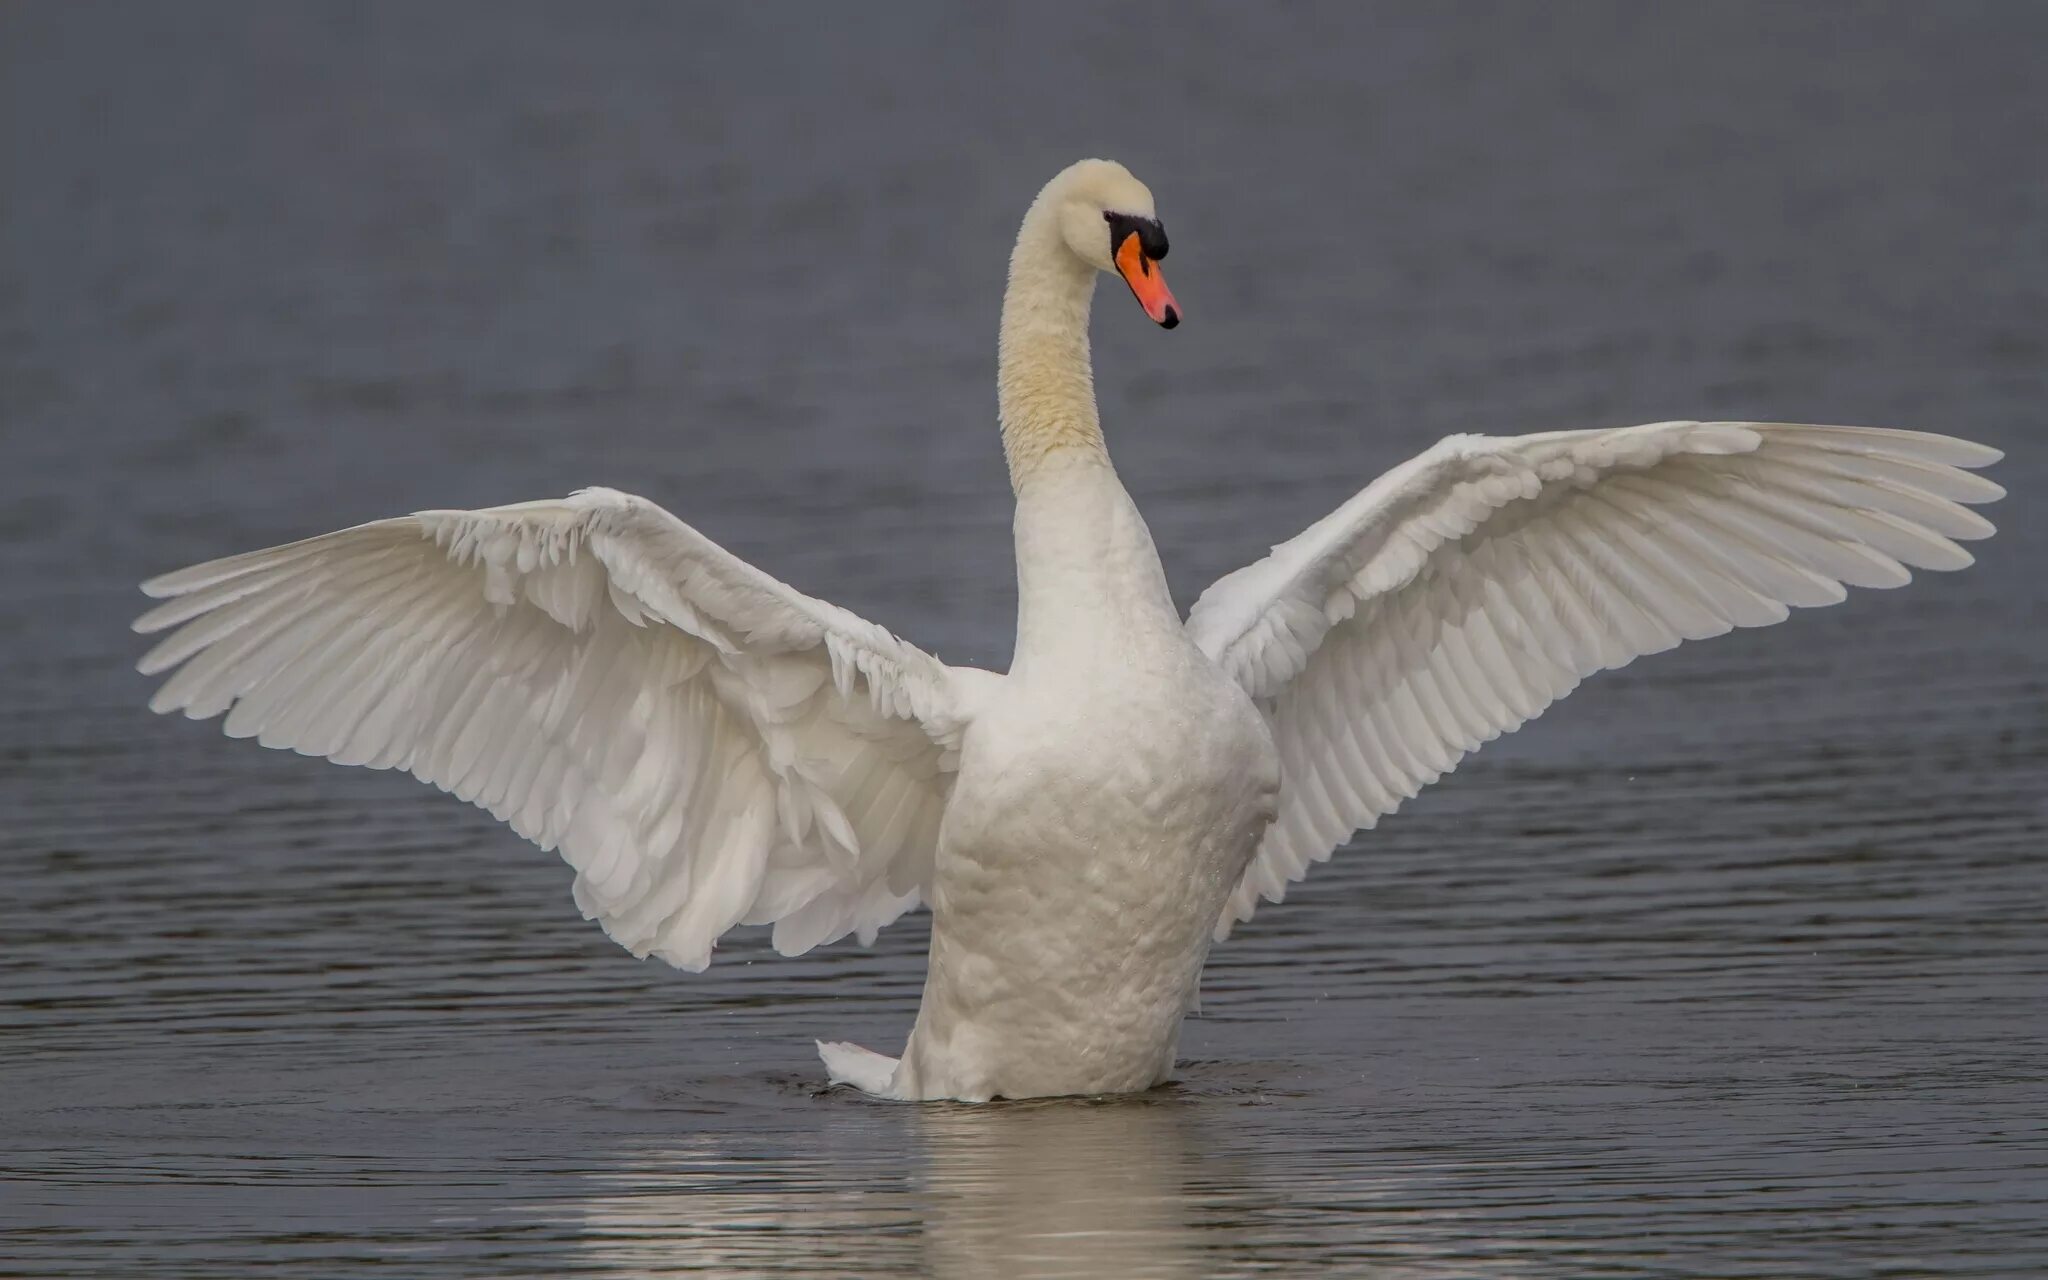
[1115,232,1180,328]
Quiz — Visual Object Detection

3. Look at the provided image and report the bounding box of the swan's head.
[1051,159,1179,329]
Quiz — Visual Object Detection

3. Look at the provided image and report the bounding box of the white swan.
[135,159,2003,1102]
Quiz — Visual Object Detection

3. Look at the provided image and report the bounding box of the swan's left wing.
[1188,422,2003,938]
[135,487,980,970]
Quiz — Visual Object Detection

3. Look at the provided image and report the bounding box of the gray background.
[3,2,2043,1276]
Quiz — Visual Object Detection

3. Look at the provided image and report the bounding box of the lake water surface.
[3,3,2045,1276]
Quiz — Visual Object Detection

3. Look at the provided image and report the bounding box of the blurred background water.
[2,2,2044,1276]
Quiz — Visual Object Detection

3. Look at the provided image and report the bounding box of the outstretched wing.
[1188,423,2003,938]
[136,487,981,969]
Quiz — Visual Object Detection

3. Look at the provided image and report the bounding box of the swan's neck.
[998,201,1107,490]
[997,190,1181,668]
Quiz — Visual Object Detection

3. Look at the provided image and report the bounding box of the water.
[4,3,2045,1275]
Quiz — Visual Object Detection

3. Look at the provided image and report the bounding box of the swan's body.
[889,458,1278,1100]
[135,160,2003,1102]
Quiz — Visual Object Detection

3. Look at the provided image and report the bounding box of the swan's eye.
[1104,211,1169,262]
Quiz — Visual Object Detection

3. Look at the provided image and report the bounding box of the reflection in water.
[565,1094,1219,1279]
[562,1145,919,1277]
[916,1097,1208,1280]
[560,1084,1545,1278]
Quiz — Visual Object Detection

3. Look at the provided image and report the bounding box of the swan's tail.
[817,1040,900,1097]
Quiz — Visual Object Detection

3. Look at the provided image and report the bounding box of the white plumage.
[1189,422,2002,934]
[137,160,2002,1101]
[138,489,967,971]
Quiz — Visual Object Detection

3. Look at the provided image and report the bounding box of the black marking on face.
[1105,211,1169,262]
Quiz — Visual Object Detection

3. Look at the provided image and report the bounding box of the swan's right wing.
[1189,423,2003,938]
[136,487,981,970]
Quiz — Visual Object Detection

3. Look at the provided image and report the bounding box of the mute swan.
[135,159,2003,1102]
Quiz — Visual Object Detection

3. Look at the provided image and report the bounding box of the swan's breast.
[945,650,1277,893]
[904,641,1276,1099]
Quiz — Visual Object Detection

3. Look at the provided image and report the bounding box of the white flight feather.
[1189,422,2004,938]
[136,486,974,971]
